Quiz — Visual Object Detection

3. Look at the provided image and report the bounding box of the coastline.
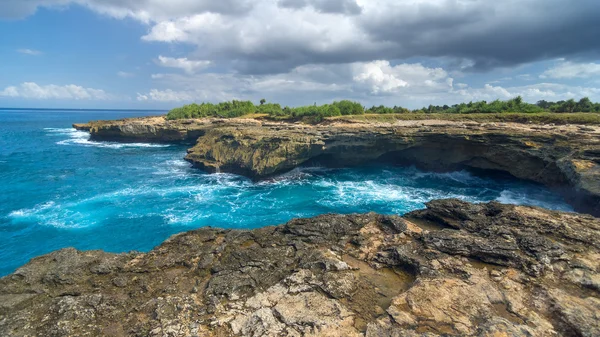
[1,199,598,336]
[1,115,597,336]
[74,116,600,216]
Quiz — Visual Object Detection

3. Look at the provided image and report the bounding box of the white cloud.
[454,82,600,103]
[352,61,451,94]
[353,61,408,93]
[156,56,211,74]
[117,71,134,78]
[1,0,253,21]
[3,0,599,76]
[17,49,42,55]
[137,89,195,102]
[540,60,600,79]
[0,82,111,100]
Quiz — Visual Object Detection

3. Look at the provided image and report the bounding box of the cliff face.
[1,200,598,336]
[182,121,600,215]
[74,117,264,143]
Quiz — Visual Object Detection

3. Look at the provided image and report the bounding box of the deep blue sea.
[0,109,574,276]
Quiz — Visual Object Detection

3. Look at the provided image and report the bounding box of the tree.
[514,96,523,106]
[536,100,550,109]
[565,99,576,113]
[578,97,592,112]
[260,99,266,105]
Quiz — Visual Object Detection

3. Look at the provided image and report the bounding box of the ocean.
[0,108,573,276]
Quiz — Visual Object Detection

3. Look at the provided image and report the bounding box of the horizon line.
[0,107,169,112]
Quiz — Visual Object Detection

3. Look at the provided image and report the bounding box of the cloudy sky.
[1,0,600,109]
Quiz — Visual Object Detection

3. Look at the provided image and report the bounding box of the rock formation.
[75,117,600,216]
[1,200,599,336]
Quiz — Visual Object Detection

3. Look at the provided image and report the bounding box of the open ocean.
[0,108,573,276]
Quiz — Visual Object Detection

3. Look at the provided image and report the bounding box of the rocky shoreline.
[1,200,599,336]
[1,116,599,336]
[74,116,600,216]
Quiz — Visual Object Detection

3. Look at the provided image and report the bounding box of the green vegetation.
[166,99,368,122]
[418,97,600,114]
[166,97,600,123]
[332,112,600,125]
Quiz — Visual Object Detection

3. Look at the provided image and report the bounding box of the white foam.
[48,128,170,149]
[413,169,485,185]
[153,159,192,176]
[8,210,25,217]
[7,201,90,229]
[9,201,56,218]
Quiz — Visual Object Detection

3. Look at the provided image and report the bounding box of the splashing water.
[0,109,573,276]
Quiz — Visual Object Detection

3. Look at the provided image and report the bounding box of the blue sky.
[1,1,599,109]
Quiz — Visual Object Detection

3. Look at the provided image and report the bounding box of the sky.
[1,0,600,109]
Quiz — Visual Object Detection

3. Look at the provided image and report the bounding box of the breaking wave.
[45,128,170,149]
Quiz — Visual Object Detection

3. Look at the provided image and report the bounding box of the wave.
[46,128,170,149]
[412,168,486,185]
[152,159,192,176]
[315,179,478,209]
[496,190,573,212]
[7,201,90,229]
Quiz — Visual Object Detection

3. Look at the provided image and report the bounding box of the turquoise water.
[0,109,573,276]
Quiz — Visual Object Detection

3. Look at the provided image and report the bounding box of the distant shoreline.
[0,107,168,112]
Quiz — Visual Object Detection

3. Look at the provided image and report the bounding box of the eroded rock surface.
[1,200,599,336]
[183,121,600,216]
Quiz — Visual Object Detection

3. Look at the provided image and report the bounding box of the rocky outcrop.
[184,121,600,216]
[73,117,600,215]
[74,117,265,144]
[1,200,599,336]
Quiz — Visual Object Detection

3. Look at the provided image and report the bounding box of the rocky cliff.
[74,117,600,216]
[184,121,600,216]
[1,200,598,336]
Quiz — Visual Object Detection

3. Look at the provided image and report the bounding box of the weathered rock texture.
[1,200,599,336]
[183,121,600,216]
[75,117,264,144]
[75,117,600,216]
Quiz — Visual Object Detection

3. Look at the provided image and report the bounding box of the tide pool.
[0,109,573,276]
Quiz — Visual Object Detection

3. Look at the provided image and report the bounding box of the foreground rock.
[1,200,599,336]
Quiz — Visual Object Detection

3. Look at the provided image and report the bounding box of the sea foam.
[48,128,170,149]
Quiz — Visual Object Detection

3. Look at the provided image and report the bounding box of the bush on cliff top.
[166,97,600,121]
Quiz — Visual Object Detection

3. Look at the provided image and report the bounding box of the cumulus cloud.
[453,82,600,103]
[278,0,362,15]
[137,89,195,102]
[4,0,600,106]
[540,60,600,79]
[0,82,111,100]
[137,58,600,107]
[17,48,42,55]
[0,0,253,21]
[7,0,599,74]
[352,61,451,94]
[156,56,211,74]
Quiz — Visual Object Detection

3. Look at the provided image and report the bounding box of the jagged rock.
[1,200,598,336]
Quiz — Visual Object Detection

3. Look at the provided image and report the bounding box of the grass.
[328,112,600,125]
